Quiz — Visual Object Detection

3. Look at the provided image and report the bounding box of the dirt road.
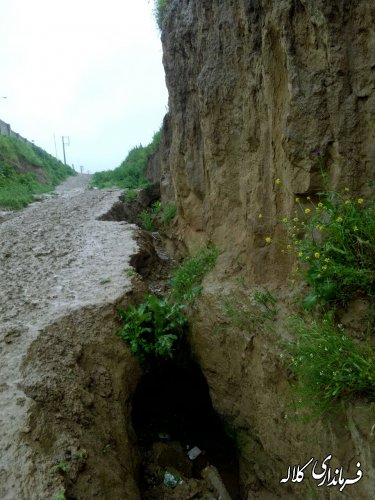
[0,175,139,499]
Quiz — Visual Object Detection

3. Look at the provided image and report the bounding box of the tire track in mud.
[0,175,141,499]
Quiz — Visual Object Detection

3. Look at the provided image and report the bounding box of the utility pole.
[80,165,83,174]
[61,136,70,165]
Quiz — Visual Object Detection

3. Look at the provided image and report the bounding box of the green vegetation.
[161,202,177,225]
[283,189,375,308]
[170,246,220,302]
[139,201,177,231]
[154,0,170,30]
[125,189,138,202]
[140,209,156,231]
[286,315,375,416]
[52,462,69,474]
[92,129,161,189]
[260,170,375,416]
[118,246,219,362]
[0,135,74,209]
[118,296,187,362]
[54,489,66,500]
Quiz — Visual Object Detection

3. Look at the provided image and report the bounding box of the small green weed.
[53,462,70,474]
[223,287,277,332]
[161,202,177,225]
[54,488,66,500]
[126,189,138,202]
[118,295,187,362]
[140,209,156,231]
[170,246,220,302]
[285,315,375,416]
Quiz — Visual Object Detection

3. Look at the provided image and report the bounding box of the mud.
[0,175,140,499]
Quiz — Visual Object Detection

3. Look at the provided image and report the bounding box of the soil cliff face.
[157,1,375,498]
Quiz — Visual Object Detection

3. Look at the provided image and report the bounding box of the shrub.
[170,246,220,302]
[285,315,375,416]
[118,295,187,362]
[283,190,375,308]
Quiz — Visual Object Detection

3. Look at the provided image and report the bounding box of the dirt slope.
[0,175,140,499]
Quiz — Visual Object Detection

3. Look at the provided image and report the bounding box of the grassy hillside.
[92,129,161,189]
[0,135,75,209]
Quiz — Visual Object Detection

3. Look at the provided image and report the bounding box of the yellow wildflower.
[357,198,364,204]
[258,213,263,219]
[275,178,281,185]
[265,236,272,244]
[293,217,298,222]
[314,252,320,258]
[324,258,330,263]
[318,202,324,208]
[282,217,288,223]
[336,217,343,223]
[298,252,303,257]
[305,208,311,214]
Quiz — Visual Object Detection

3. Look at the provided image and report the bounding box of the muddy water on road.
[0,175,139,499]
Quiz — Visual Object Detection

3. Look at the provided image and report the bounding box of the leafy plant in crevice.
[118,245,219,362]
[285,314,375,417]
[139,200,177,231]
[118,295,187,362]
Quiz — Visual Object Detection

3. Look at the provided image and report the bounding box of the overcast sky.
[0,0,168,173]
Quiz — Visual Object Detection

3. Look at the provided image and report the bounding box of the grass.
[285,315,375,416]
[170,246,220,302]
[161,202,177,225]
[0,135,75,209]
[223,286,277,333]
[92,128,161,189]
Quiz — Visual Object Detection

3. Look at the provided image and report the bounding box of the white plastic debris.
[187,446,202,460]
[163,470,183,488]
